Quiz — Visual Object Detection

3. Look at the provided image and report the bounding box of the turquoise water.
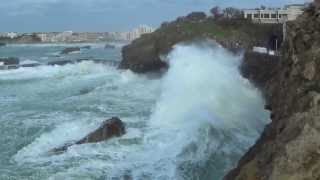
[0,43,269,180]
[0,43,122,64]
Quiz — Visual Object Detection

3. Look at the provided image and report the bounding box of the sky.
[0,0,306,32]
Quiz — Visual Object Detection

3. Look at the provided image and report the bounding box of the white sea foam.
[13,41,269,180]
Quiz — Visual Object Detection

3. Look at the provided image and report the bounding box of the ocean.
[0,42,269,180]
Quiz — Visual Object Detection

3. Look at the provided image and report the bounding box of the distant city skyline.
[0,0,306,32]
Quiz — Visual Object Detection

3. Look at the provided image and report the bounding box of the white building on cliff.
[243,4,305,24]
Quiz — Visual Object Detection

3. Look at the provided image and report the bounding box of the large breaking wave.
[11,42,269,180]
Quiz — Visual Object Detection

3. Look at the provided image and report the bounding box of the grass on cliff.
[132,16,282,55]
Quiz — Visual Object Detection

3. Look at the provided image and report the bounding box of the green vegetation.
[121,11,283,73]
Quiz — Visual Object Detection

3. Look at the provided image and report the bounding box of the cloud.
[0,0,306,32]
[0,0,306,16]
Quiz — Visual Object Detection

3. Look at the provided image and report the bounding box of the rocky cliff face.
[225,2,320,180]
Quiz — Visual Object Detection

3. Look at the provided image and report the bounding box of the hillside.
[119,12,282,73]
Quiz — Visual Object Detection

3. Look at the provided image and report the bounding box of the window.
[271,14,277,18]
[254,14,259,18]
[264,14,270,18]
[247,14,253,19]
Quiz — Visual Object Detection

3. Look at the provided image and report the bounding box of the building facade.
[243,4,305,24]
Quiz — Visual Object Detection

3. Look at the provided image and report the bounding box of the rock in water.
[81,45,91,50]
[0,42,6,47]
[0,57,19,65]
[50,117,125,154]
[60,47,81,54]
[47,60,73,66]
[76,117,125,144]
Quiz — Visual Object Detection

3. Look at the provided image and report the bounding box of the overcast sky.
[0,0,305,32]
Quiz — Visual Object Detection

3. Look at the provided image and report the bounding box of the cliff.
[225,2,320,180]
[119,13,282,73]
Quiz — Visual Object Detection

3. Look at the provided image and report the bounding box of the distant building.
[126,25,156,41]
[243,4,305,23]
[0,32,18,39]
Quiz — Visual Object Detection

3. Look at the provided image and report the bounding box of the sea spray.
[8,42,269,180]
[144,41,270,179]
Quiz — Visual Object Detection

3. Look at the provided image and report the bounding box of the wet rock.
[0,57,19,65]
[60,47,81,54]
[81,45,91,50]
[241,52,279,89]
[76,117,125,144]
[47,60,73,66]
[0,42,6,47]
[51,117,125,154]
[225,4,320,180]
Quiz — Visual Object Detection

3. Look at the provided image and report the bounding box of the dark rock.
[0,42,6,47]
[21,63,41,68]
[50,117,125,154]
[81,45,91,50]
[105,44,116,49]
[0,57,19,65]
[241,52,279,89]
[60,47,81,54]
[76,117,125,144]
[47,60,73,66]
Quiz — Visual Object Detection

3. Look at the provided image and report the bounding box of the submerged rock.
[60,47,81,54]
[51,117,125,154]
[105,44,116,49]
[0,42,6,47]
[47,60,73,66]
[81,45,91,50]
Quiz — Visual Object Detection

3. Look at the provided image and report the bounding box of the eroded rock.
[51,117,125,154]
[225,3,320,180]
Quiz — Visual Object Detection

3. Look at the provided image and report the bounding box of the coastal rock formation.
[81,45,91,50]
[47,60,73,66]
[60,47,81,54]
[0,57,19,65]
[225,3,320,180]
[51,117,125,154]
[241,52,279,89]
[119,12,282,73]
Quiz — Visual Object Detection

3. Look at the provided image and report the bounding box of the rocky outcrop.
[241,52,279,89]
[225,3,320,180]
[0,57,19,65]
[47,60,73,66]
[51,117,125,154]
[81,45,91,50]
[60,47,81,54]
[119,13,282,73]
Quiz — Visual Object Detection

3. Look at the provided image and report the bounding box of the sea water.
[0,42,269,180]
